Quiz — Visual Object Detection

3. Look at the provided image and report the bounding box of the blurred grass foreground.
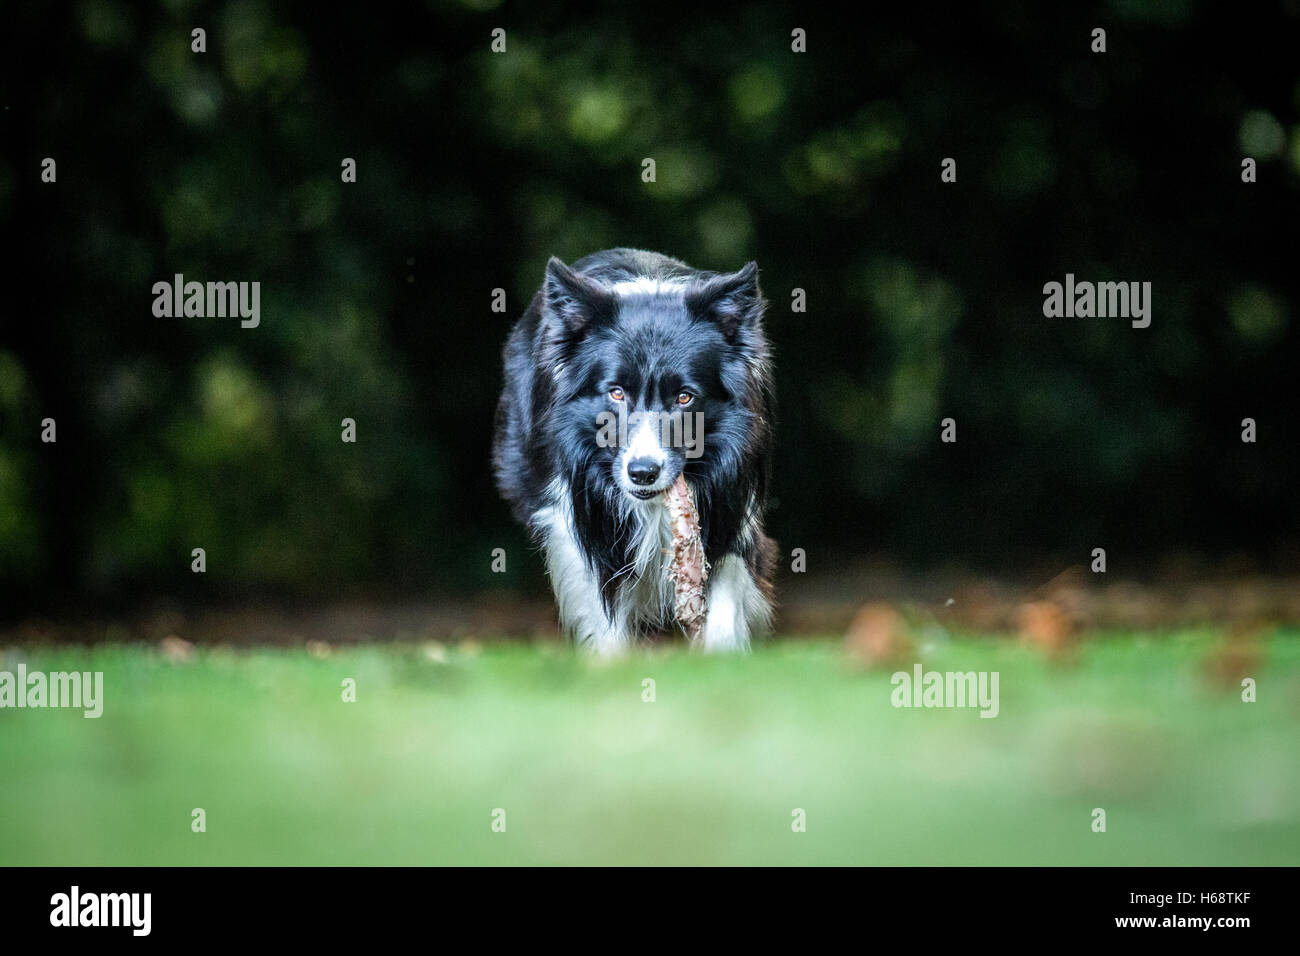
[1,632,1297,865]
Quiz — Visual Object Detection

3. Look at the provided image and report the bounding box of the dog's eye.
[609,387,625,402]
[676,391,694,407]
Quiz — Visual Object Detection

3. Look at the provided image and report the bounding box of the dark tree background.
[1,0,1297,615]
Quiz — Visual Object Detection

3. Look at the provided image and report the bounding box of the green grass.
[1,632,1297,865]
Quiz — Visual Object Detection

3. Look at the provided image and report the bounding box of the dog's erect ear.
[685,261,765,343]
[543,257,616,338]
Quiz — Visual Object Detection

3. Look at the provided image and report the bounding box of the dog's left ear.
[685,261,765,343]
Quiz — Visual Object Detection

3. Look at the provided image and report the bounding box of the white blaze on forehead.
[611,276,689,297]
[625,412,667,464]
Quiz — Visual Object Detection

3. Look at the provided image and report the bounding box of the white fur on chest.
[531,480,766,653]
[531,481,673,652]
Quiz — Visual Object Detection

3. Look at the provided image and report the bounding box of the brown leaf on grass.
[1017,601,1075,660]
[159,635,195,663]
[844,602,916,668]
[1202,642,1261,691]
[1034,565,1093,633]
[1202,621,1267,691]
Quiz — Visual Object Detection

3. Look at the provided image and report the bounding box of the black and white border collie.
[493,248,776,653]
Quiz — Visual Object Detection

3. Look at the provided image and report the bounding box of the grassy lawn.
[1,632,1297,865]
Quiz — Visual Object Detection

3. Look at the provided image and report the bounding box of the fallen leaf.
[1017,601,1074,659]
[159,635,195,663]
[845,602,915,668]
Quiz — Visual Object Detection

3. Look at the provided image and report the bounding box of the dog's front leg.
[561,586,632,655]
[542,522,634,654]
[699,555,770,653]
[581,615,634,655]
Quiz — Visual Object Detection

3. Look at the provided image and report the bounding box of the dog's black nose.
[626,457,661,486]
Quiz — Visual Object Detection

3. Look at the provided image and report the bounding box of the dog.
[493,248,776,653]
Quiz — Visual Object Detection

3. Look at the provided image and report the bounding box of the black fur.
[493,248,776,634]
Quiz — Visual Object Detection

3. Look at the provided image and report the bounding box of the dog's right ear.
[543,257,616,338]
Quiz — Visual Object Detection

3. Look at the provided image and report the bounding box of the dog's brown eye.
[676,391,694,407]
[609,387,625,402]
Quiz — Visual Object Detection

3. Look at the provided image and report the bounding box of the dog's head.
[540,256,770,507]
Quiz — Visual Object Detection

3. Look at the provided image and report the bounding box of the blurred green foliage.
[1,1,1297,608]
